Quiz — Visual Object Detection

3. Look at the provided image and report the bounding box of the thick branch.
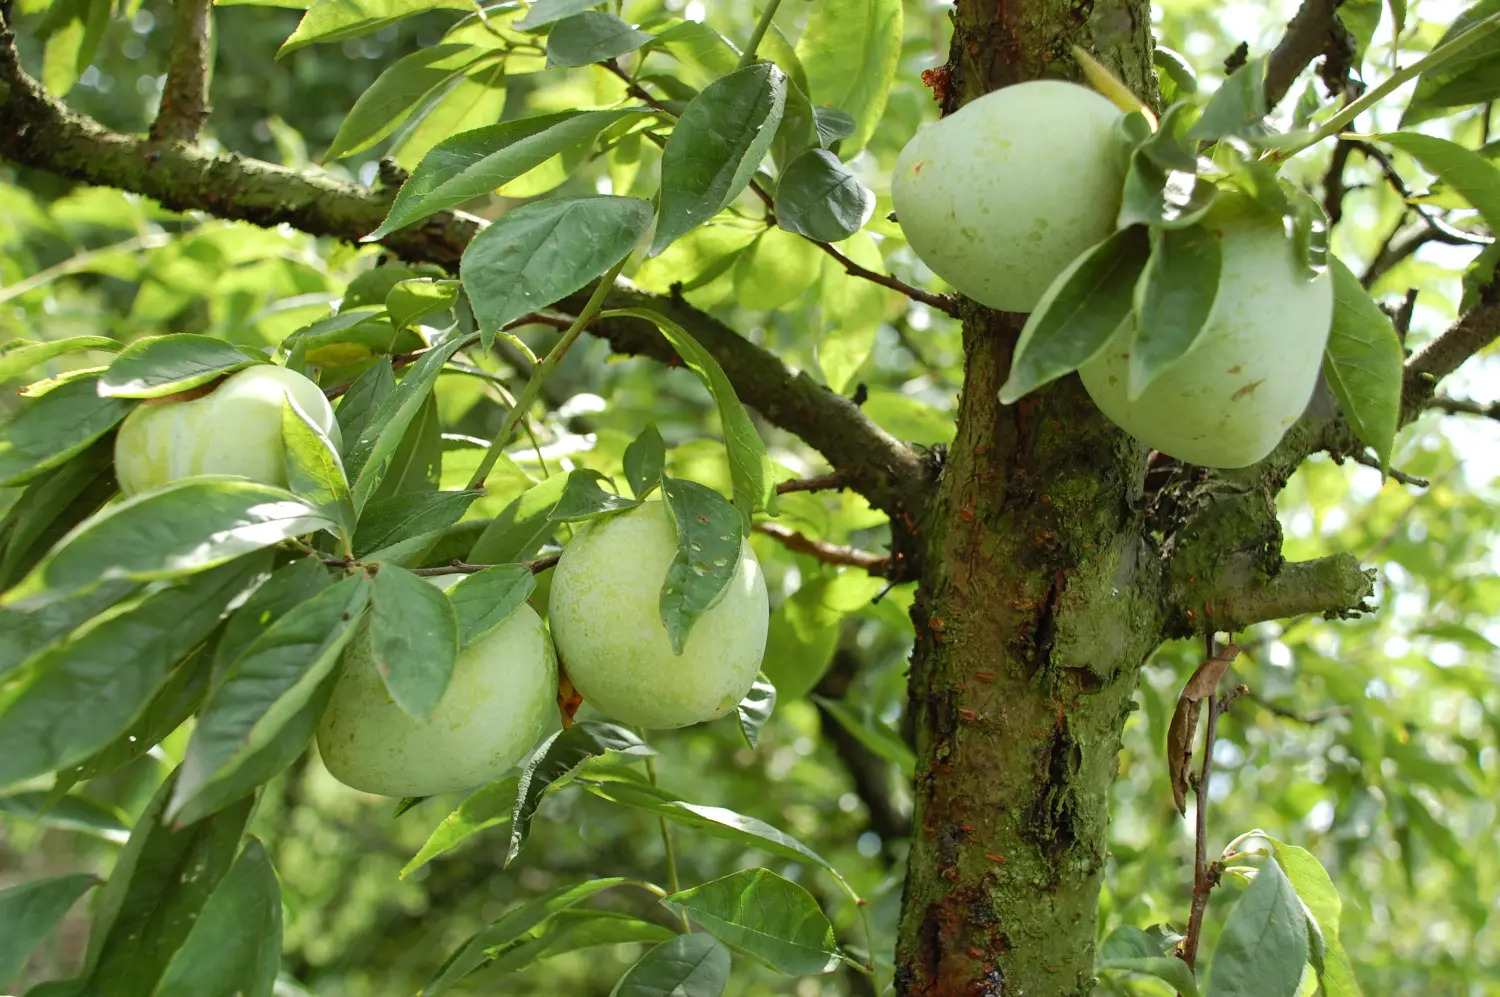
[151,0,215,143]
[1203,554,1375,632]
[1401,288,1500,423]
[0,21,929,520]
[1264,0,1343,110]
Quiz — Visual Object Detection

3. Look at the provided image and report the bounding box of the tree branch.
[1201,553,1375,632]
[1263,0,1343,110]
[1429,394,1500,421]
[1401,287,1500,423]
[150,0,215,143]
[752,521,901,579]
[0,19,930,521]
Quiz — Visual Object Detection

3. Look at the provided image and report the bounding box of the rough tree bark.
[895,4,1166,994]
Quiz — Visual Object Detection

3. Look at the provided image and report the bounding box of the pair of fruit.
[890,80,1334,468]
[114,366,769,798]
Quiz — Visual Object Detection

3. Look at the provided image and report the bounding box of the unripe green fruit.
[548,501,768,730]
[892,80,1127,313]
[317,575,558,797]
[113,364,340,496]
[1078,196,1334,468]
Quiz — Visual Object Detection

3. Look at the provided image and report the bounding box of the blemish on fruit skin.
[1230,378,1265,401]
[1227,364,1243,374]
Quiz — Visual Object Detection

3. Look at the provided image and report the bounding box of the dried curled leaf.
[1166,645,1239,814]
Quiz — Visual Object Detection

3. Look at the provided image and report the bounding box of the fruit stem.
[465,259,627,490]
[1267,11,1500,162]
[736,0,784,71]
[645,754,691,931]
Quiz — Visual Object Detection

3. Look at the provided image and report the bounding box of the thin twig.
[151,0,214,143]
[776,471,850,495]
[1247,692,1351,725]
[1347,450,1429,487]
[737,0,785,70]
[1350,140,1494,247]
[1429,394,1500,421]
[1181,633,1229,971]
[752,521,895,577]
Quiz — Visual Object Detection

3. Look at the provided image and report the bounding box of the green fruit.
[1078,196,1334,468]
[548,501,768,729]
[891,80,1127,313]
[113,364,340,496]
[317,575,558,798]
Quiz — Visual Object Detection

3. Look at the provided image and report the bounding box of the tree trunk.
[896,3,1160,994]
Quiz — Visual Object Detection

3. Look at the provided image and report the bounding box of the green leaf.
[817,231,886,393]
[1365,131,1500,233]
[1261,836,1362,997]
[154,838,281,997]
[651,64,786,255]
[736,672,776,749]
[167,574,370,823]
[370,392,443,501]
[1,479,331,610]
[354,489,483,559]
[211,557,334,684]
[1128,224,1223,398]
[660,869,842,975]
[579,776,852,897]
[0,557,269,786]
[1116,154,1217,230]
[809,695,916,776]
[0,336,119,382]
[461,196,653,335]
[446,564,535,647]
[334,357,396,447]
[282,396,356,543]
[36,0,110,97]
[771,79,819,170]
[370,109,653,239]
[1098,925,1200,996]
[794,0,901,155]
[423,878,631,995]
[508,722,653,865]
[97,335,261,398]
[624,424,666,500]
[659,477,742,655]
[367,564,459,719]
[278,0,471,56]
[82,773,255,997]
[0,791,130,841]
[516,0,603,30]
[0,374,135,488]
[813,107,857,149]
[1403,0,1500,121]
[1205,858,1309,997]
[1154,46,1198,98]
[325,44,489,160]
[400,775,519,878]
[387,278,462,332]
[0,577,136,679]
[345,334,473,512]
[611,933,730,997]
[545,11,651,67]
[1188,57,1268,141]
[774,149,875,243]
[0,874,99,985]
[998,226,1151,404]
[600,308,774,520]
[467,469,637,563]
[0,441,117,590]
[1323,257,1403,469]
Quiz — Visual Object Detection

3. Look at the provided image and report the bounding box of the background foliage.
[1,0,1497,994]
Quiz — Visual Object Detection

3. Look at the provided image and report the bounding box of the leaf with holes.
[659,477,743,654]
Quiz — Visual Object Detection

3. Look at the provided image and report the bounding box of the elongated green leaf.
[371,109,652,238]
[999,226,1151,404]
[661,869,842,975]
[0,577,136,679]
[155,838,282,997]
[545,11,651,67]
[810,695,916,776]
[1128,224,1223,398]
[659,477,742,654]
[168,574,370,823]
[0,791,129,841]
[0,556,268,786]
[0,874,99,985]
[1323,258,1403,469]
[611,933,730,997]
[424,878,631,994]
[1116,153,1217,230]
[1366,131,1500,233]
[508,722,653,865]
[82,773,255,997]
[624,424,666,500]
[1098,925,1200,997]
[817,231,886,393]
[467,470,635,563]
[1259,835,1362,997]
[368,563,459,719]
[794,0,901,155]
[736,672,776,749]
[0,374,135,487]
[652,64,786,255]
[0,336,119,382]
[461,196,653,336]
[278,0,471,56]
[354,489,483,558]
[371,391,443,501]
[400,775,519,878]
[515,0,601,30]
[446,564,535,646]
[97,335,261,398]
[1205,858,1309,997]
[282,396,355,543]
[774,148,874,243]
[326,44,488,160]
[2,478,330,610]
[0,440,116,589]
[1188,57,1268,141]
[387,278,461,332]
[334,357,396,448]
[1403,0,1500,121]
[211,557,334,683]
[600,308,773,519]
[345,334,473,512]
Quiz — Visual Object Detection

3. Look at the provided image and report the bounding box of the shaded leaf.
[467,469,636,563]
[1403,0,1500,121]
[278,0,471,56]
[1188,57,1268,141]
[155,838,282,997]
[0,336,119,382]
[661,869,842,975]
[1323,257,1403,470]
[810,695,915,776]
[508,722,653,865]
[0,874,99,985]
[368,564,459,719]
[516,0,603,30]
[794,0,901,155]
[1128,224,1223,398]
[401,776,519,878]
[0,440,116,589]
[0,374,135,487]
[1205,858,1309,997]
[370,391,443,501]
[624,423,666,500]
[736,673,776,749]
[1366,131,1500,233]
[282,396,355,543]
[774,149,874,243]
[97,335,260,398]
[611,933,731,997]
[387,278,461,332]
[545,11,651,68]
[326,44,488,160]
[659,476,743,654]
[334,357,396,448]
[1098,925,1200,997]
[0,577,136,680]
[447,564,535,646]
[354,489,483,559]
[0,791,129,842]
